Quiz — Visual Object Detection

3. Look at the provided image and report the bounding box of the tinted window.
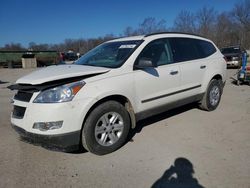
[221,47,241,54]
[136,39,173,66]
[169,38,201,62]
[197,40,216,57]
[169,38,216,62]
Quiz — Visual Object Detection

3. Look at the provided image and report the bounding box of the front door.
[133,39,181,113]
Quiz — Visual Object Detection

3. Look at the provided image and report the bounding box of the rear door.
[169,38,206,97]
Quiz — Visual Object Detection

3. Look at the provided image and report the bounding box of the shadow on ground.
[68,103,197,154]
[230,76,250,86]
[0,80,9,84]
[152,157,204,188]
[19,136,88,154]
[128,103,197,142]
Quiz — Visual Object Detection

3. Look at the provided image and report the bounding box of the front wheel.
[199,79,223,111]
[82,101,131,155]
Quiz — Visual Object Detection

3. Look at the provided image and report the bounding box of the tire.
[82,101,131,155]
[199,79,223,111]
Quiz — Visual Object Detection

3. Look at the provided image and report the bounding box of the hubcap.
[95,112,124,146]
[209,85,220,106]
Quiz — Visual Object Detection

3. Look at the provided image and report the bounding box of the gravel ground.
[0,68,249,188]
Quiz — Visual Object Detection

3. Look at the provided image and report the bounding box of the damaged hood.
[16,64,110,85]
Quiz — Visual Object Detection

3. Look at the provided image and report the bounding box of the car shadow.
[152,157,204,188]
[230,78,238,86]
[19,136,88,154]
[127,103,198,142]
[0,80,9,84]
[69,103,197,154]
[69,145,88,154]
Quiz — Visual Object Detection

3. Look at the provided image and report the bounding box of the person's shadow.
[152,158,204,188]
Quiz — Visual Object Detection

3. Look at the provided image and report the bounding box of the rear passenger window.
[196,40,216,57]
[169,38,201,62]
[169,38,216,63]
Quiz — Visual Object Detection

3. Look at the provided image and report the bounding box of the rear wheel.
[82,101,130,155]
[199,79,223,111]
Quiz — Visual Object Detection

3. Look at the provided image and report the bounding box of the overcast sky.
[0,0,240,47]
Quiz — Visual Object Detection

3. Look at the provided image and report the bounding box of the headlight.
[33,81,85,103]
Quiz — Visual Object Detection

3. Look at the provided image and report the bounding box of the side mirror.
[135,58,156,69]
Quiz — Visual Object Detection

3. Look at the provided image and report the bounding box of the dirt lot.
[0,68,249,188]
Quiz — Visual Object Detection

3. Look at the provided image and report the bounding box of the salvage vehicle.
[64,51,78,61]
[9,33,227,155]
[220,46,242,68]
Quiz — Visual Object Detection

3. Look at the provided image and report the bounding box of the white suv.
[9,33,226,155]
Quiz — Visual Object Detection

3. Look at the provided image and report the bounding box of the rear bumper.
[12,124,80,152]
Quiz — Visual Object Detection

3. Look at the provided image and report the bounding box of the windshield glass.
[221,47,241,54]
[75,40,143,68]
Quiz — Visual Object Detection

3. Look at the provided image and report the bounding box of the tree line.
[1,0,249,54]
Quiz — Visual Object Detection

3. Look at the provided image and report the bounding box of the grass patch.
[0,52,22,62]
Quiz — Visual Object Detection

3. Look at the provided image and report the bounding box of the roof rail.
[144,32,205,38]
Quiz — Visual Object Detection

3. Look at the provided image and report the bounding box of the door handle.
[170,70,178,75]
[200,65,206,69]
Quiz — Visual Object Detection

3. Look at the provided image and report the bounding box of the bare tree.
[196,6,217,39]
[28,42,49,51]
[231,0,250,48]
[215,12,240,48]
[138,17,167,34]
[123,17,167,36]
[173,10,197,33]
[1,43,26,51]
[50,43,66,52]
[3,2,250,56]
[232,0,250,31]
[123,26,137,37]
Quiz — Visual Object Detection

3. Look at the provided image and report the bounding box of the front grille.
[226,56,232,61]
[12,105,26,119]
[14,91,33,102]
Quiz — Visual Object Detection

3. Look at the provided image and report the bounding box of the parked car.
[64,51,78,61]
[9,32,226,155]
[220,46,243,68]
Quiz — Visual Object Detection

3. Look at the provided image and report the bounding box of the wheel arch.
[202,73,224,93]
[211,74,224,89]
[82,95,136,130]
[211,74,222,81]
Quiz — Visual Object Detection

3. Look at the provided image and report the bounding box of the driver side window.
[137,39,173,66]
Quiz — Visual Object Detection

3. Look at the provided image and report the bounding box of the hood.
[16,64,110,85]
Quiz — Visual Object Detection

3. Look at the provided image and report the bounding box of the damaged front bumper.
[8,74,98,152]
[12,124,81,152]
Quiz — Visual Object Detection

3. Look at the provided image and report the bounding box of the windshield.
[221,47,241,54]
[75,40,143,68]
